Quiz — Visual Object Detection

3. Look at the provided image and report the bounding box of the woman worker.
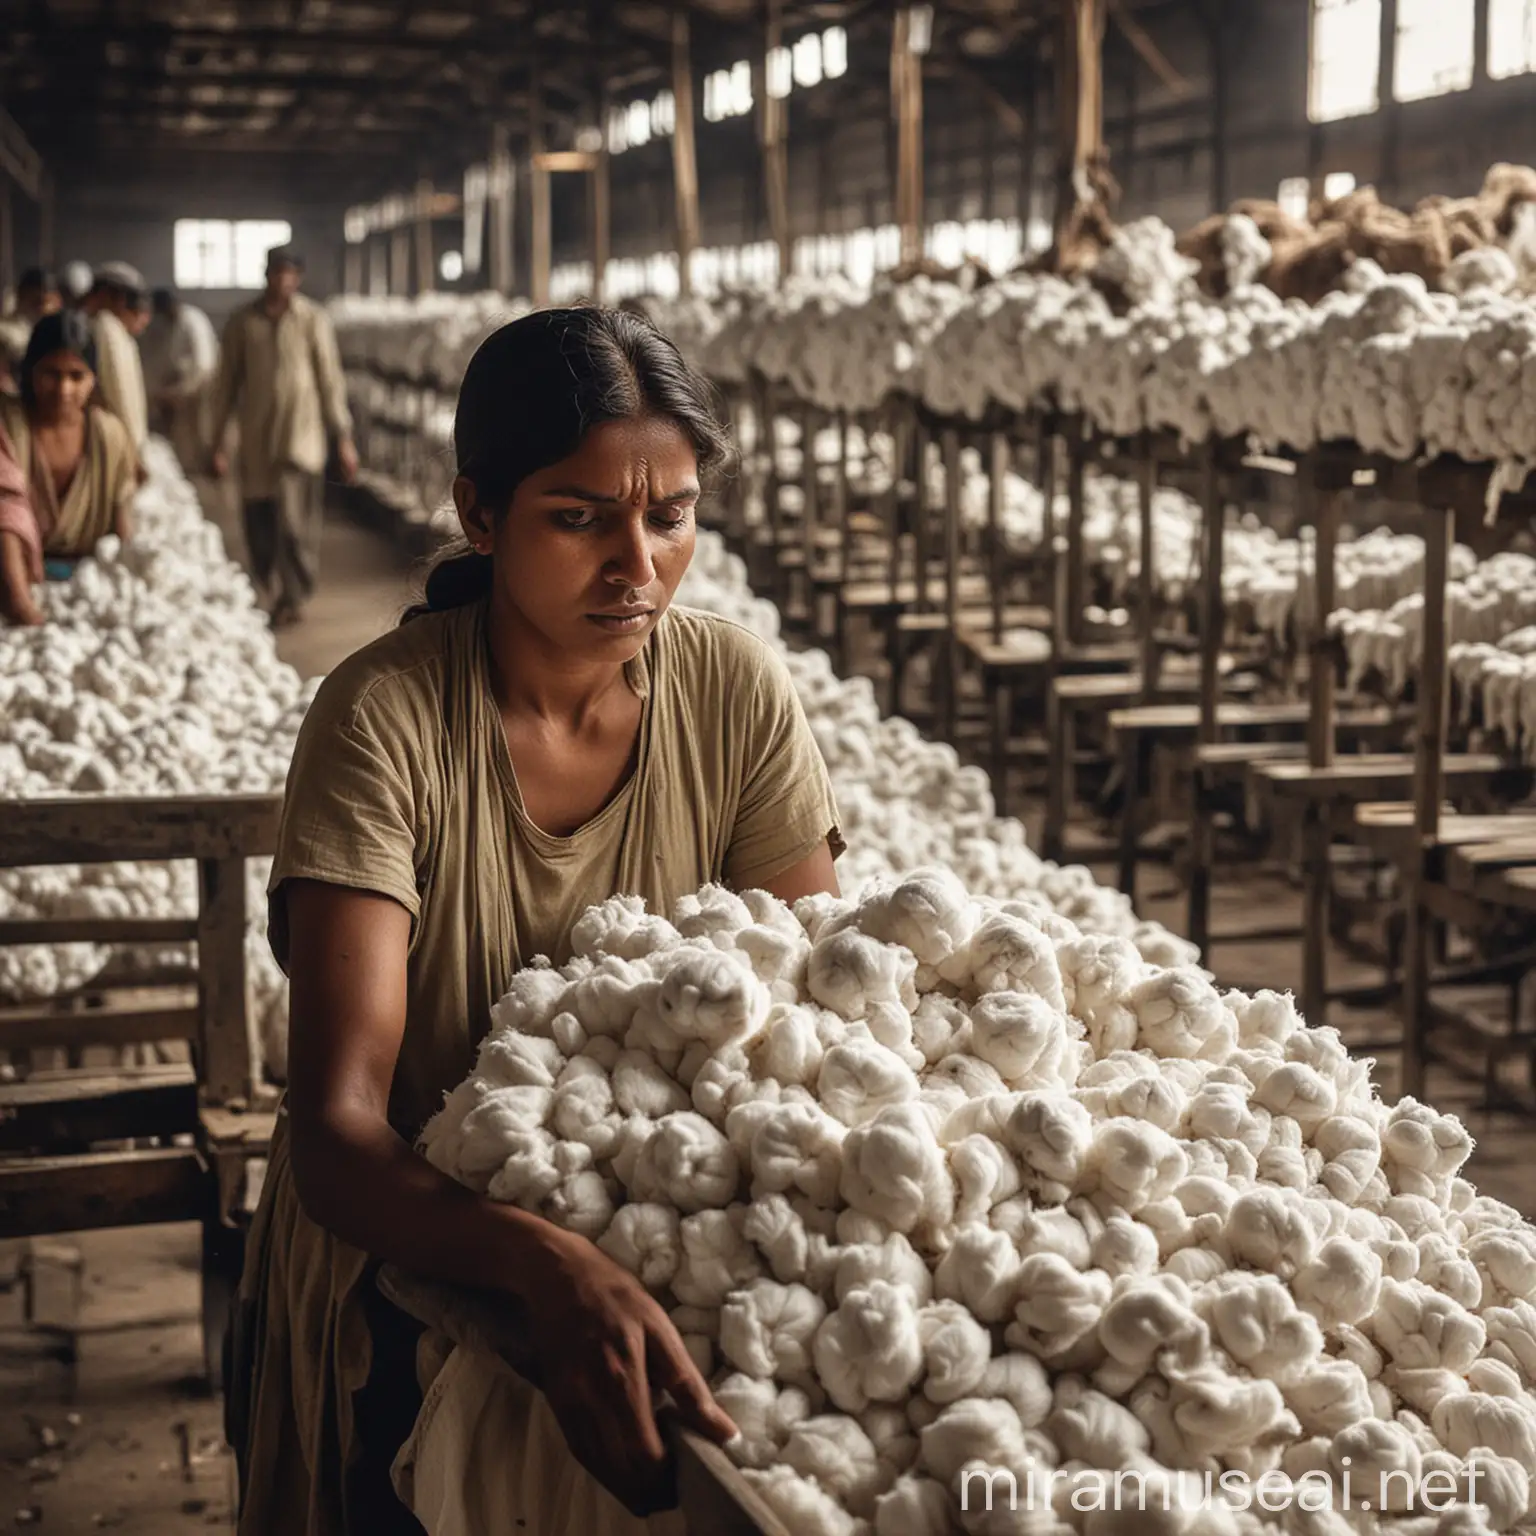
[0,311,138,626]
[229,307,843,1535]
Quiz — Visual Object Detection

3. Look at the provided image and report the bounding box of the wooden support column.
[197,857,253,1107]
[389,225,410,296]
[1137,433,1158,701]
[1473,0,1492,87]
[1206,7,1228,212]
[1401,502,1454,1099]
[1378,0,1401,198]
[1197,440,1223,745]
[489,122,516,294]
[941,427,964,740]
[673,8,701,296]
[530,67,552,307]
[414,178,436,295]
[892,7,926,266]
[343,243,363,295]
[759,0,791,286]
[1063,424,1087,650]
[1020,56,1038,241]
[989,432,1009,645]
[1054,0,1107,252]
[1301,460,1340,1028]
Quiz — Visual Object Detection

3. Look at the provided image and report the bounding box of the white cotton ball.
[1469,1226,1536,1305]
[969,991,1078,1087]
[720,1279,827,1385]
[549,1070,623,1159]
[949,1134,1024,1225]
[911,994,972,1066]
[1084,1119,1190,1212]
[1007,1256,1114,1359]
[856,868,977,969]
[672,1207,762,1307]
[1460,1449,1530,1532]
[1048,1379,1152,1468]
[1285,1358,1375,1438]
[739,1465,861,1536]
[738,1098,847,1207]
[1055,933,1145,1056]
[691,1045,761,1126]
[1129,969,1235,1060]
[934,1224,1023,1324]
[629,1110,740,1212]
[1329,1419,1422,1512]
[1467,1357,1526,1398]
[1090,1216,1162,1279]
[840,1103,956,1241]
[836,1232,934,1307]
[750,1002,829,1085]
[1003,1091,1095,1196]
[919,1399,1029,1487]
[1094,1274,1208,1394]
[487,964,571,1039]
[474,1031,566,1089]
[612,1049,690,1118]
[873,1476,955,1536]
[1313,1114,1383,1204]
[819,1042,921,1128]
[674,883,755,945]
[1432,1386,1536,1465]
[715,1373,812,1469]
[1223,1187,1325,1279]
[1380,1098,1474,1194]
[815,1281,925,1413]
[956,912,1066,1009]
[916,1300,991,1404]
[782,1414,885,1519]
[596,1201,681,1287]
[808,927,918,1022]
[742,1193,816,1283]
[1254,1062,1338,1134]
[1199,1272,1323,1385]
[1007,1205,1094,1270]
[564,955,656,1038]
[1372,1278,1486,1374]
[649,943,771,1050]
[569,892,682,961]
[1417,1233,1483,1310]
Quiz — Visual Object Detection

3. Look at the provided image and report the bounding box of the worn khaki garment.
[211,291,352,501]
[0,396,137,558]
[90,309,148,454]
[244,469,325,613]
[232,600,842,1536]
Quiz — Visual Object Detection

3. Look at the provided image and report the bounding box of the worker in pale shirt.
[82,260,150,463]
[210,245,358,627]
[142,287,219,477]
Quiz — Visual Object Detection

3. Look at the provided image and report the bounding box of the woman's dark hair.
[20,310,97,409]
[404,306,730,622]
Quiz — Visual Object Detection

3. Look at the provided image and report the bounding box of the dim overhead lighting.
[822,26,848,78]
[1277,176,1311,220]
[729,59,753,115]
[909,5,934,55]
[440,249,464,282]
[1323,170,1357,199]
[651,89,675,137]
[627,98,651,146]
[793,33,822,88]
[574,125,603,153]
[766,44,792,99]
[607,103,630,153]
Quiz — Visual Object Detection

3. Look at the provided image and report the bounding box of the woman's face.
[459,414,700,661]
[30,350,95,417]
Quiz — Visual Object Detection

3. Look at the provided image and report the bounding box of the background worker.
[82,259,150,460]
[210,245,357,626]
[142,286,219,477]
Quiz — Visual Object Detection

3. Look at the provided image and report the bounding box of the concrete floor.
[6,506,1536,1529]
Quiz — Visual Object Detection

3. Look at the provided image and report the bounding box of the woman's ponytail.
[400,542,492,623]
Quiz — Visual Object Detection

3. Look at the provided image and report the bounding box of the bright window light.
[793,33,823,88]
[1309,0,1382,122]
[651,90,675,137]
[767,45,792,99]
[703,69,728,121]
[1395,0,1474,100]
[439,250,464,282]
[574,125,604,153]
[176,218,293,289]
[729,60,753,114]
[627,99,651,146]
[1278,177,1312,220]
[1324,170,1358,199]
[908,5,935,55]
[822,26,848,78]
[1489,0,1536,77]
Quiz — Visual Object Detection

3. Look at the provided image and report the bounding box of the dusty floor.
[7,506,1536,1530]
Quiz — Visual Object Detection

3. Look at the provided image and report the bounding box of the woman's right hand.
[522,1227,737,1517]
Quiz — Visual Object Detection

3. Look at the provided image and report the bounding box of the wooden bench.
[0,792,282,1382]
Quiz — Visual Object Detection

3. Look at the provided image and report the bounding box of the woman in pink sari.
[0,311,138,626]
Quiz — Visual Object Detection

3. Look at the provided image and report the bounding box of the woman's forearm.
[0,530,40,624]
[290,1103,573,1303]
